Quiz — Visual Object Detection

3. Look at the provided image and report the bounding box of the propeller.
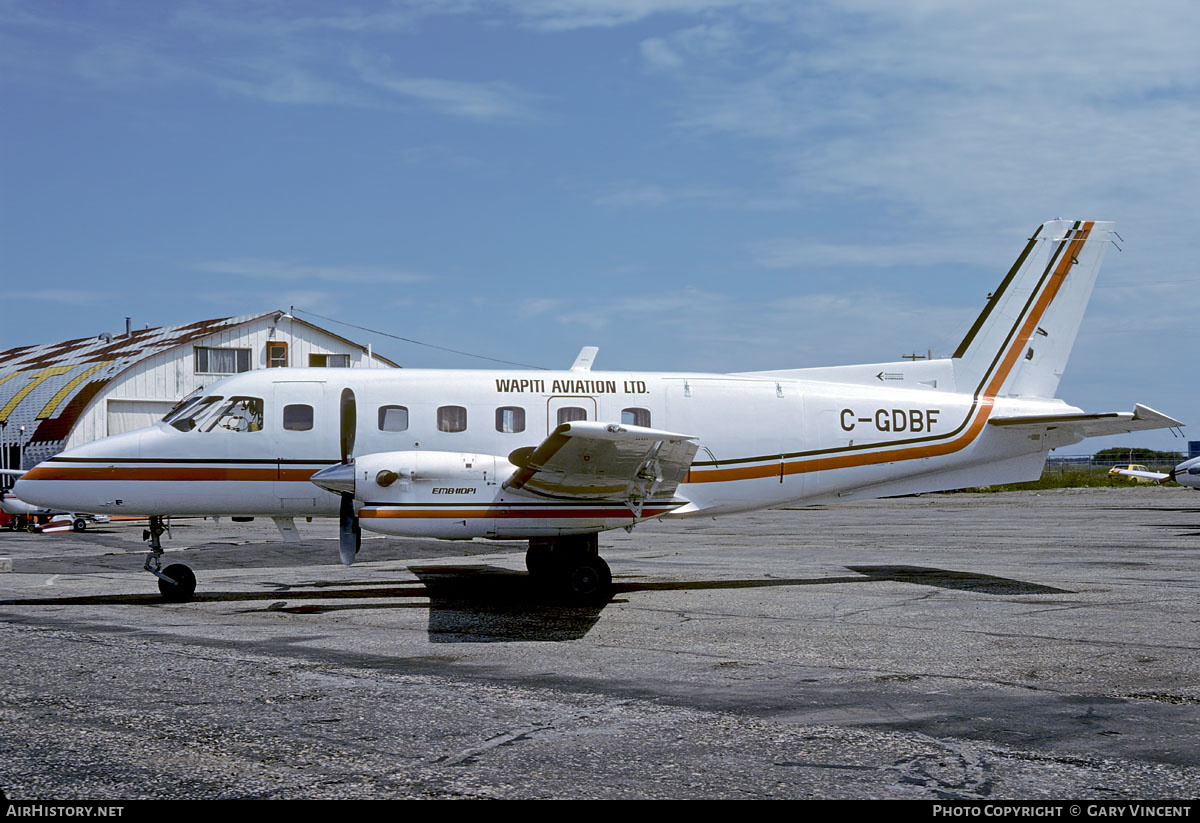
[337,388,360,565]
[309,388,360,565]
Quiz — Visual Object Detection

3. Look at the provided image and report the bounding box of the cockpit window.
[162,388,205,424]
[167,395,223,432]
[203,396,264,433]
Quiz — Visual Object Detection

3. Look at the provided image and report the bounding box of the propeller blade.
[339,492,360,566]
[340,388,356,465]
[336,387,360,565]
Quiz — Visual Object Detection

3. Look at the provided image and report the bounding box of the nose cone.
[13,470,69,512]
[311,462,356,496]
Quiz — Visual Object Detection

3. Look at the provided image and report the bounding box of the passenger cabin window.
[622,407,651,427]
[283,404,313,431]
[378,405,409,432]
[204,397,264,433]
[195,347,251,375]
[496,406,525,433]
[166,396,223,432]
[309,353,350,368]
[557,406,587,425]
[437,405,467,433]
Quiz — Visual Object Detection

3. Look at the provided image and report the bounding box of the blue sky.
[2,0,1196,455]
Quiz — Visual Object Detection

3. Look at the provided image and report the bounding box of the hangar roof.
[0,312,397,455]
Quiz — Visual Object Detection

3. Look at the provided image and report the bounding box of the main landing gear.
[525,533,612,604]
[143,515,196,603]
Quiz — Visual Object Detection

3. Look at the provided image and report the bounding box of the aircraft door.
[272,380,328,510]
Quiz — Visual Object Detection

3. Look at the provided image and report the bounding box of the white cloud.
[640,37,683,70]
[192,258,430,285]
[352,55,539,122]
[505,0,752,31]
[751,239,969,270]
[17,290,108,306]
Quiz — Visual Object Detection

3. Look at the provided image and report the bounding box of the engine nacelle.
[351,451,510,504]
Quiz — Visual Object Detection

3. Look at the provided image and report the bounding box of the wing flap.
[988,403,1182,438]
[504,421,698,506]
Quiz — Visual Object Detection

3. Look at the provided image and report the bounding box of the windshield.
[161,387,205,425]
[167,396,223,432]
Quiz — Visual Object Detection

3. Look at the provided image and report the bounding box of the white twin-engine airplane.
[1111,456,1200,489]
[15,220,1182,602]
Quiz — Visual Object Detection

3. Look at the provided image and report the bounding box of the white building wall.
[64,317,395,449]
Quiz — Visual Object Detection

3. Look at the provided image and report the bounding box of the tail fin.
[952,219,1113,399]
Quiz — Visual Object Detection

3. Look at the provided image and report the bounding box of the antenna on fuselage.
[570,346,598,372]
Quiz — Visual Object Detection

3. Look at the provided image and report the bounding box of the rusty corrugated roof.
[0,313,291,468]
[1,312,400,469]
[1,313,281,469]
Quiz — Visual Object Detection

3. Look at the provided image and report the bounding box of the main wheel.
[526,541,557,577]
[563,556,612,604]
[158,563,197,602]
[72,518,87,532]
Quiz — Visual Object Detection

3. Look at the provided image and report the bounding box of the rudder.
[952,220,1114,400]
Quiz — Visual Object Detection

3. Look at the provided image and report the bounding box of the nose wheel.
[156,563,196,602]
[142,516,196,602]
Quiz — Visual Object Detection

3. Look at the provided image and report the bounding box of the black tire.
[158,563,197,602]
[563,556,612,604]
[72,518,87,532]
[526,543,557,577]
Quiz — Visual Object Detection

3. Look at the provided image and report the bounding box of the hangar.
[0,312,398,472]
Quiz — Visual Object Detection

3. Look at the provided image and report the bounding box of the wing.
[988,403,1182,439]
[503,421,698,510]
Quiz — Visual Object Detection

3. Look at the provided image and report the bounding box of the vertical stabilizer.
[952,220,1113,399]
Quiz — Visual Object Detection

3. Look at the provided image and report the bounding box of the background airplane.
[1110,456,1200,489]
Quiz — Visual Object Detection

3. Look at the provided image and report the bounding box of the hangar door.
[107,399,176,436]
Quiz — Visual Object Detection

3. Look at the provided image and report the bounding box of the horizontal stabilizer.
[988,403,1182,438]
[504,420,698,503]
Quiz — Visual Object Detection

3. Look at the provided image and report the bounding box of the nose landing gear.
[142,516,196,602]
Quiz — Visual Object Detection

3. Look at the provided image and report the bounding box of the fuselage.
[15,365,1071,539]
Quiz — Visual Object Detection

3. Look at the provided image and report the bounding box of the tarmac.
[0,486,1197,800]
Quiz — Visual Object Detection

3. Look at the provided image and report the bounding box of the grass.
[960,469,1172,493]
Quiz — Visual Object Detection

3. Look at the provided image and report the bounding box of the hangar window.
[557,406,587,425]
[267,342,288,368]
[622,407,651,427]
[283,404,313,431]
[310,353,350,368]
[196,347,251,375]
[204,396,264,433]
[496,406,526,433]
[437,405,467,433]
[378,405,409,432]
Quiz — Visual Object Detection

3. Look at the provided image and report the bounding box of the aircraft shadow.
[0,564,1071,642]
[845,565,1072,595]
